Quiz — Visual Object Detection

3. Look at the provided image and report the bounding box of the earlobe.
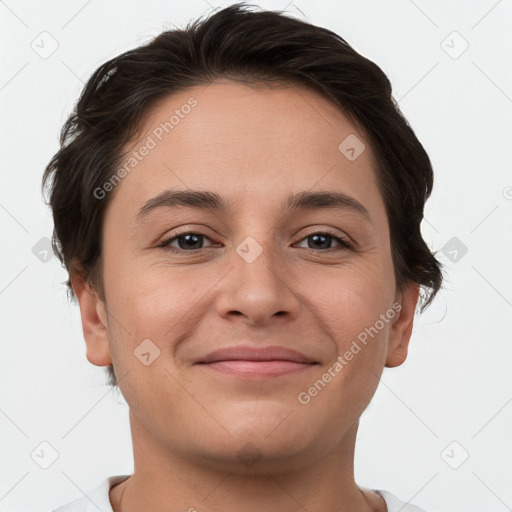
[385,282,420,368]
[70,260,113,367]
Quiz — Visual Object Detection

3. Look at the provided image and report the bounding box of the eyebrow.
[135,189,371,222]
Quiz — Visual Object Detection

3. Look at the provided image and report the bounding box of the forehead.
[109,79,382,218]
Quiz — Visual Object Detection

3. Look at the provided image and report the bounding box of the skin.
[72,79,419,512]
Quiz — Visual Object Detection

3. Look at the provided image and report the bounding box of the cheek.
[298,272,394,410]
[303,264,394,385]
[308,260,394,327]
[103,256,216,357]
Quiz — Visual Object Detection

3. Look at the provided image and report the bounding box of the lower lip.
[200,360,315,378]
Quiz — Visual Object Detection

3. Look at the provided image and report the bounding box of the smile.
[199,360,317,378]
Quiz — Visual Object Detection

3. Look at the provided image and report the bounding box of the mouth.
[196,345,319,378]
[199,360,316,378]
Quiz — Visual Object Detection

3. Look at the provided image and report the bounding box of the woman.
[44,3,444,511]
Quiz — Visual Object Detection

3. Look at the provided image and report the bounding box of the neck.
[110,411,385,512]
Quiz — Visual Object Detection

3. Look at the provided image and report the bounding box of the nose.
[215,238,302,327]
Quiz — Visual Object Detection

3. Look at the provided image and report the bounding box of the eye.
[159,232,216,252]
[295,231,353,251]
[158,230,353,254]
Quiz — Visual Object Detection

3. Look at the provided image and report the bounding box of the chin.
[196,436,313,476]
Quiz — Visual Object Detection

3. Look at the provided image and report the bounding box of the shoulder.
[50,475,131,512]
[374,489,440,512]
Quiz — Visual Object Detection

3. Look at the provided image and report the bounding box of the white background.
[1,1,511,511]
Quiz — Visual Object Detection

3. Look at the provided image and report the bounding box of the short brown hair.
[42,2,444,388]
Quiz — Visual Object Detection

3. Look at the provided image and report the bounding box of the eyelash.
[158,230,354,253]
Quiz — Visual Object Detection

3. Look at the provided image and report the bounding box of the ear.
[385,282,420,368]
[70,260,113,367]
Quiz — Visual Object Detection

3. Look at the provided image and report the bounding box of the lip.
[196,345,318,378]
[198,345,316,364]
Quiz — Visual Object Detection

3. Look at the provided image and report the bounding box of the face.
[76,79,418,473]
